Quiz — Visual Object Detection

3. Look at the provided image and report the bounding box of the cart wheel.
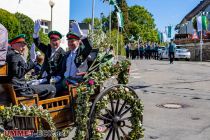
[88,84,144,140]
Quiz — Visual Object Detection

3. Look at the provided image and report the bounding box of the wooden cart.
[0,54,144,140]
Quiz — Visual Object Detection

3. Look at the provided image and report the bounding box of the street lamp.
[91,0,95,33]
[49,0,55,31]
[100,12,104,29]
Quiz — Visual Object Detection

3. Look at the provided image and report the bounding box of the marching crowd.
[125,41,160,60]
[125,39,176,64]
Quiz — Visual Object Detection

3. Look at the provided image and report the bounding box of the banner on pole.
[202,15,208,31]
[197,16,202,32]
[167,26,172,38]
[116,12,124,27]
[109,0,116,5]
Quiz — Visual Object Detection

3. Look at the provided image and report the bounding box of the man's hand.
[33,20,41,38]
[30,43,36,62]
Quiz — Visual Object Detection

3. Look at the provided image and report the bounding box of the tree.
[0,8,20,39]
[14,12,49,46]
[82,18,101,29]
[14,13,34,44]
[128,5,158,42]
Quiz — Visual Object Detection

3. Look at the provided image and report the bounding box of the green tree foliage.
[82,18,101,29]
[128,5,158,42]
[0,8,20,39]
[89,28,125,55]
[14,13,34,44]
[39,29,50,45]
[109,29,125,55]
[14,12,49,45]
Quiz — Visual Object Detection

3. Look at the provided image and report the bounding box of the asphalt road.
[129,60,210,140]
[63,59,210,140]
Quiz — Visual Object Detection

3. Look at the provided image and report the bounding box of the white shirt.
[64,47,79,78]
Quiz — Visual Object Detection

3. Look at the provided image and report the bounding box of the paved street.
[129,60,210,140]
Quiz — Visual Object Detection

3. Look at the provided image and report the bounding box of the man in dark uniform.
[6,34,56,99]
[55,22,92,93]
[169,40,175,64]
[33,20,65,84]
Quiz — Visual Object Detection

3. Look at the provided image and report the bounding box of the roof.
[175,0,210,30]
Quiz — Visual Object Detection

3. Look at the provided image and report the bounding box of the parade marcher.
[146,43,151,59]
[33,20,65,84]
[5,34,56,99]
[154,43,159,60]
[168,40,175,64]
[55,22,92,93]
[125,43,130,59]
[130,41,136,59]
[139,43,144,59]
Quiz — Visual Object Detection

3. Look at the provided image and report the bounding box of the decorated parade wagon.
[0,27,144,140]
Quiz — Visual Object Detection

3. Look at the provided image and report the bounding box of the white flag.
[197,16,202,32]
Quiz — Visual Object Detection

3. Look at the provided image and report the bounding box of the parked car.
[159,47,191,61]
[158,46,166,56]
[175,48,191,61]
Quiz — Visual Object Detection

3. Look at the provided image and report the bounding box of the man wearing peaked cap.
[33,20,65,84]
[5,34,56,99]
[8,34,27,46]
[55,21,92,94]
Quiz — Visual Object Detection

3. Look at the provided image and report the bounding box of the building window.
[45,29,49,34]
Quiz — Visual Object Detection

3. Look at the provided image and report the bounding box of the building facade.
[174,0,210,61]
[176,0,210,34]
[0,0,69,50]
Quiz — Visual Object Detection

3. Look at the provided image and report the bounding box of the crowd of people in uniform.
[0,21,93,100]
[125,39,175,64]
[125,41,160,60]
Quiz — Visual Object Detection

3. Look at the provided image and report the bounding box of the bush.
[0,8,20,39]
[14,13,34,44]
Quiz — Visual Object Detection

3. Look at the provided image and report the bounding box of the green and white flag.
[116,12,124,27]
[167,26,172,38]
[109,0,116,5]
[197,15,208,31]
[202,15,208,30]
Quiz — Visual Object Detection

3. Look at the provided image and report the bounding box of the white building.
[0,0,69,50]
[175,0,210,34]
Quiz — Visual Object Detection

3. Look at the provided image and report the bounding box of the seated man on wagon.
[55,22,92,94]
[4,34,56,99]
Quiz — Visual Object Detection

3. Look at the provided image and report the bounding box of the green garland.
[73,59,144,139]
[0,105,57,139]
[91,86,144,139]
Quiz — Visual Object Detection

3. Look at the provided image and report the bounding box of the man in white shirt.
[55,22,92,94]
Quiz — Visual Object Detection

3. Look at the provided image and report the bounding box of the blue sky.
[70,0,201,32]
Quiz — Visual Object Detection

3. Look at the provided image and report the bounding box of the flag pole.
[116,24,119,61]
[200,30,203,61]
[91,0,95,34]
[109,5,112,38]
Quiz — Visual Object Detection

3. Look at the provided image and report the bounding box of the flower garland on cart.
[0,105,57,140]
[73,53,144,140]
